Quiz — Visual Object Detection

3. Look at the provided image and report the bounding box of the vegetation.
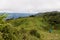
[0,11,60,40]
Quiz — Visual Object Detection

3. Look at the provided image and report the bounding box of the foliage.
[42,11,60,30]
[0,12,60,40]
[30,29,40,38]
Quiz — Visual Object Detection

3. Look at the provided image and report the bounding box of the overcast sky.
[0,0,60,13]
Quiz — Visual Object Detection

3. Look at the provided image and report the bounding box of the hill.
[0,13,35,19]
[0,11,60,40]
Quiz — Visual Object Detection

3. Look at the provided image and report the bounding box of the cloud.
[0,0,60,13]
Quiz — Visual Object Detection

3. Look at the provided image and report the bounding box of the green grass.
[5,17,60,40]
[0,14,60,40]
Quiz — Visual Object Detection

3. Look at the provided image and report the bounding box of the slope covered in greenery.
[0,11,60,40]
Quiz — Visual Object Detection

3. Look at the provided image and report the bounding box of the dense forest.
[0,11,60,40]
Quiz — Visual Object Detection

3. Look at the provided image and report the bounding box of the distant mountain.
[29,13,43,17]
[0,13,35,19]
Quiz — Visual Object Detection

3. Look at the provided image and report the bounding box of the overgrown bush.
[30,29,40,38]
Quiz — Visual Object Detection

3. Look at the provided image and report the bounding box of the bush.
[30,29,40,38]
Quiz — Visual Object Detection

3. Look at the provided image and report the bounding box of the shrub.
[30,29,40,38]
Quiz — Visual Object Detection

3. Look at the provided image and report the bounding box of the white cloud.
[0,0,60,13]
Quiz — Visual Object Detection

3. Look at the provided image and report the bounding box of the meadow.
[0,11,60,40]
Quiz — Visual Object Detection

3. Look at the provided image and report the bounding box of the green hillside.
[0,11,60,40]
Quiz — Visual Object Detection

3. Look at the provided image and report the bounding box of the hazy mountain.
[0,13,35,19]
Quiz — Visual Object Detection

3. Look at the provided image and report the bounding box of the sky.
[0,0,60,13]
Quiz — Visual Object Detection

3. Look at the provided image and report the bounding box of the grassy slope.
[6,17,60,40]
